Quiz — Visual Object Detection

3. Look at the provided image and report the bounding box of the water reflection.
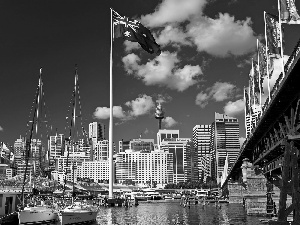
[96,202,266,225]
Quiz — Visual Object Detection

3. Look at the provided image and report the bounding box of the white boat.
[59,70,98,225]
[144,191,163,200]
[19,206,59,225]
[59,203,97,225]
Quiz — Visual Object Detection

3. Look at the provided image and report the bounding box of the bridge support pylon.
[269,138,300,225]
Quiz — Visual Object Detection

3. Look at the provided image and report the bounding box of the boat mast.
[21,68,43,207]
[62,65,78,203]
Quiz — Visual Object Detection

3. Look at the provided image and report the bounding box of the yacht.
[59,202,97,225]
[19,205,59,225]
[59,67,98,225]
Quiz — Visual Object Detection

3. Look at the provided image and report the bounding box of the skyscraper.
[157,129,179,146]
[14,136,25,166]
[89,122,105,143]
[115,150,173,186]
[193,125,211,181]
[49,134,65,167]
[119,139,155,153]
[93,140,109,161]
[210,113,240,183]
[160,137,194,183]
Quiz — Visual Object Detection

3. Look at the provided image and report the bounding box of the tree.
[123,179,135,186]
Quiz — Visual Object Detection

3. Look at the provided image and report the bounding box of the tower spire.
[155,102,165,130]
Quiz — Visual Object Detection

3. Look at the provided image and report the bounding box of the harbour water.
[95,201,267,225]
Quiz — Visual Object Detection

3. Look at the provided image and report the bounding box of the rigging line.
[64,95,74,137]
[77,80,88,142]
[21,69,42,207]
[62,69,77,200]
[25,86,39,138]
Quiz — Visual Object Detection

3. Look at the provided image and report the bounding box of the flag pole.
[264,11,271,102]
[278,0,285,78]
[248,84,252,133]
[251,59,255,106]
[109,8,114,199]
[243,87,247,137]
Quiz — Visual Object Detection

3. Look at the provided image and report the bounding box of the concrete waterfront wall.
[227,158,283,216]
[227,182,244,204]
[227,159,294,217]
[227,176,271,215]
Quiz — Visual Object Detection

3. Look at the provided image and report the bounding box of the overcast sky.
[1,0,300,147]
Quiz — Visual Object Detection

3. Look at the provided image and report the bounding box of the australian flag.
[112,9,161,55]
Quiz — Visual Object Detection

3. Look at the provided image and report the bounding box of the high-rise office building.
[77,160,109,183]
[49,134,65,166]
[160,137,194,183]
[193,125,211,181]
[157,129,179,146]
[115,149,173,186]
[245,113,252,137]
[93,140,109,161]
[245,105,261,138]
[14,138,44,176]
[210,113,240,183]
[119,140,130,153]
[89,122,105,143]
[119,139,155,153]
[51,151,90,183]
[14,136,25,166]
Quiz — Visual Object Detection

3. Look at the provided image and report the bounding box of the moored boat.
[59,68,98,225]
[19,206,59,225]
[59,203,97,225]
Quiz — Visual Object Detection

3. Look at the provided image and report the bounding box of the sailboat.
[18,68,59,224]
[58,66,98,225]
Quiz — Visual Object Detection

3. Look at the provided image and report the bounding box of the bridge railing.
[262,38,300,114]
[225,38,300,185]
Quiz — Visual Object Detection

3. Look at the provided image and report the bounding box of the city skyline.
[1,0,300,147]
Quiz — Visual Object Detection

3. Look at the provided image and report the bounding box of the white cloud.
[223,99,245,117]
[210,82,236,101]
[195,82,237,108]
[195,92,209,108]
[122,51,202,92]
[141,0,207,27]
[124,40,140,52]
[0,126,3,131]
[154,93,173,104]
[125,94,155,117]
[122,53,140,74]
[187,14,256,57]
[239,137,246,147]
[137,0,257,57]
[93,106,127,120]
[93,94,155,122]
[163,116,178,128]
[156,25,191,47]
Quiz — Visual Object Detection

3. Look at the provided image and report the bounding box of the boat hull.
[18,207,59,225]
[59,211,98,225]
